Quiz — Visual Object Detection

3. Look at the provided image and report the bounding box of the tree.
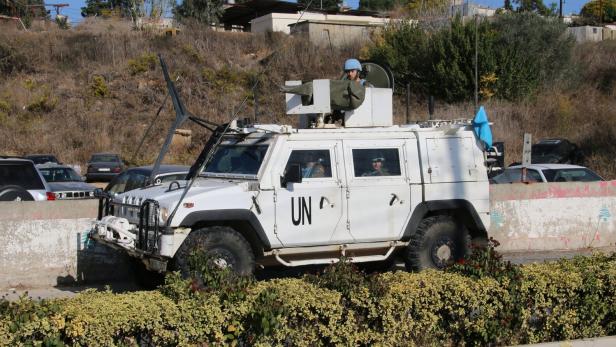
[367,13,573,102]
[297,0,342,11]
[1,0,46,20]
[514,0,557,16]
[174,0,225,24]
[359,0,397,11]
[504,0,514,11]
[581,0,616,24]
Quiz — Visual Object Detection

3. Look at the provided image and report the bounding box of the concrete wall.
[250,12,389,34]
[1,181,616,289]
[567,26,603,42]
[0,200,132,289]
[490,181,616,253]
[292,21,380,48]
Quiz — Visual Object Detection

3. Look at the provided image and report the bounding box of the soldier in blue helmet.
[343,58,369,86]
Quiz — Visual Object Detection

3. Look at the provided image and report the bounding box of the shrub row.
[1,252,615,346]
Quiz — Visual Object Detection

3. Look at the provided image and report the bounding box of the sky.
[60,0,588,24]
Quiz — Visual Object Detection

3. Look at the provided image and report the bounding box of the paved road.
[3,247,614,301]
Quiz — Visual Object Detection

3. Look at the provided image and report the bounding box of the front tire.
[172,226,255,279]
[404,215,469,271]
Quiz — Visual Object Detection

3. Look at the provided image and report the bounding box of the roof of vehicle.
[508,164,588,170]
[36,163,76,170]
[0,157,34,163]
[535,138,570,145]
[90,152,121,156]
[25,154,58,158]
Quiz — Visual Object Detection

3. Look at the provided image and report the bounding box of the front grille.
[138,199,160,253]
[56,191,95,199]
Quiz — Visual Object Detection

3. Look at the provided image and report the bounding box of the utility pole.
[559,0,563,19]
[474,13,478,111]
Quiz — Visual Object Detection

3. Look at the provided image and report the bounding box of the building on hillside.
[567,26,604,42]
[289,19,384,48]
[221,0,388,33]
[449,2,497,18]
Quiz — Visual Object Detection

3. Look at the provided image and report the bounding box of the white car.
[92,63,491,277]
[0,157,53,201]
[491,164,603,184]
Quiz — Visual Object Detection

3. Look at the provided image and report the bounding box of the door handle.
[320,197,334,209]
[389,193,398,206]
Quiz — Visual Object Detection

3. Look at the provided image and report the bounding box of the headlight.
[159,207,170,224]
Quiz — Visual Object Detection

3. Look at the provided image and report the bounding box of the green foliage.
[514,0,557,16]
[127,52,157,75]
[174,0,225,24]
[581,0,616,24]
[26,91,58,113]
[359,0,398,11]
[1,253,616,346]
[0,100,10,113]
[89,76,110,98]
[367,13,573,102]
[0,42,31,75]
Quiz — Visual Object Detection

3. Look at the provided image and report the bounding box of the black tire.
[0,185,35,202]
[404,215,470,271]
[172,226,255,278]
[132,258,164,289]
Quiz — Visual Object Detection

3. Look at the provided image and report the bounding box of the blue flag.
[473,106,492,149]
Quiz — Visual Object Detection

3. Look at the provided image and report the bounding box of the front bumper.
[91,217,171,272]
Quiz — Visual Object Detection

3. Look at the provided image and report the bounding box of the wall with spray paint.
[490,180,616,253]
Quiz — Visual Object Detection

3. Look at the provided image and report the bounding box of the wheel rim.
[209,248,237,270]
[431,237,456,268]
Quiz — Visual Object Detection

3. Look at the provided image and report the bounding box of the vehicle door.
[343,140,411,242]
[274,140,349,246]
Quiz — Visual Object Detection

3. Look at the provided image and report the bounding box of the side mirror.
[281,164,302,188]
[93,188,103,198]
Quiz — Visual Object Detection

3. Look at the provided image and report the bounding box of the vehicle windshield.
[27,156,59,164]
[202,144,269,177]
[91,154,119,162]
[542,168,603,182]
[39,168,82,182]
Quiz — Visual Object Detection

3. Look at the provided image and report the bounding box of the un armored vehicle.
[92,61,491,276]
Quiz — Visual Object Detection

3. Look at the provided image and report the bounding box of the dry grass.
[0,20,615,179]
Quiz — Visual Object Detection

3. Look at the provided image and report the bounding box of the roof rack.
[416,119,473,128]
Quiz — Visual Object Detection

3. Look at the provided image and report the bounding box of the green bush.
[127,52,157,75]
[89,75,110,98]
[26,91,58,113]
[1,253,615,346]
[368,13,573,102]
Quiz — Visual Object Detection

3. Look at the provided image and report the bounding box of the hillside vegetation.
[0,19,615,178]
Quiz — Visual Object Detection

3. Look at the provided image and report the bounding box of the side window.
[107,173,129,194]
[284,149,332,179]
[352,148,401,177]
[125,173,147,192]
[527,170,543,182]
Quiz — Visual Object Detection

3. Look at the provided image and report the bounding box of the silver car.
[37,164,97,199]
[491,164,604,184]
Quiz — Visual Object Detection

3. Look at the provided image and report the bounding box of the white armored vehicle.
[92,60,491,276]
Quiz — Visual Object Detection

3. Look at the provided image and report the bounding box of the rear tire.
[404,215,469,271]
[172,226,255,279]
[0,185,35,201]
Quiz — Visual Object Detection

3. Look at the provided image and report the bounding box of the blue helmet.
[344,58,362,71]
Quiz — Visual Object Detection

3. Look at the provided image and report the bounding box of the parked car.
[103,165,189,196]
[86,153,124,182]
[0,157,53,201]
[491,164,603,184]
[37,164,97,199]
[24,154,61,165]
[531,138,583,165]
